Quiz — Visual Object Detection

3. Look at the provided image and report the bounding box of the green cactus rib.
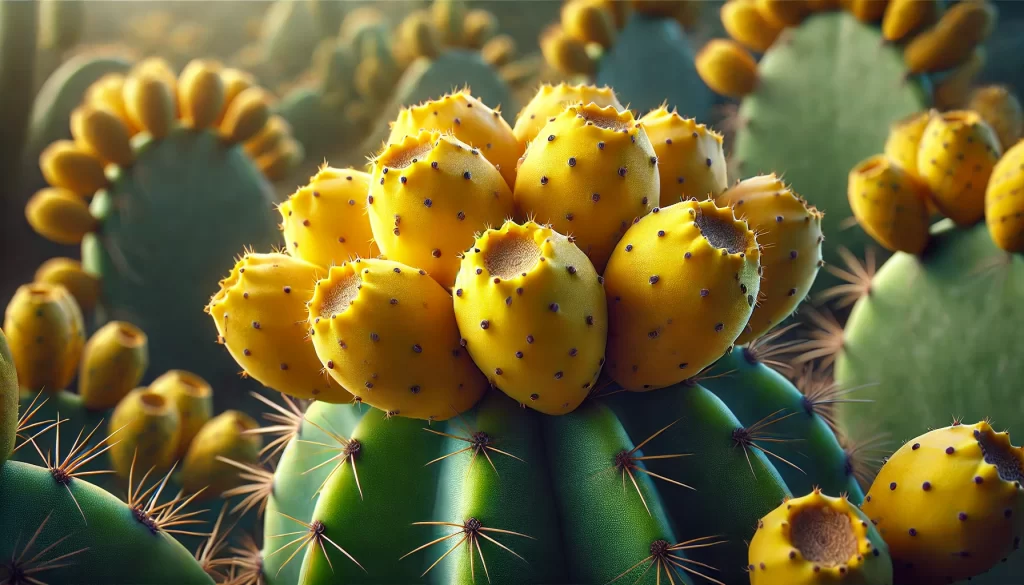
[836,219,1024,585]
[700,348,864,502]
[596,14,713,122]
[0,459,214,584]
[81,127,282,412]
[731,11,930,293]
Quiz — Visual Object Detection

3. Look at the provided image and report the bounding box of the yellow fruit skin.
[883,111,931,177]
[848,0,889,23]
[307,258,489,421]
[756,0,810,27]
[219,86,271,144]
[916,110,1002,226]
[642,106,728,207]
[933,47,986,110]
[514,103,659,273]
[512,83,623,154]
[847,155,932,254]
[985,140,1024,253]
[722,0,784,53]
[244,114,289,158]
[862,421,1024,585]
[70,105,134,167]
[149,369,213,461]
[968,85,1024,152]
[280,167,379,268]
[387,90,520,189]
[177,59,226,130]
[452,221,607,415]
[696,38,759,99]
[904,1,996,74]
[217,68,255,125]
[481,34,516,68]
[540,24,596,77]
[3,283,85,393]
[180,410,261,498]
[25,187,98,245]
[716,174,823,343]
[748,489,894,585]
[78,321,148,411]
[206,252,350,403]
[34,257,100,314]
[123,73,175,139]
[462,9,498,48]
[367,131,515,289]
[562,0,617,48]
[604,199,761,391]
[881,0,936,42]
[86,74,136,133]
[107,388,181,480]
[39,140,107,196]
[1,329,18,465]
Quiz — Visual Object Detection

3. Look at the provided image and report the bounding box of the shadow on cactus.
[23,55,304,408]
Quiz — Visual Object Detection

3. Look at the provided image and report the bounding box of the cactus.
[3,282,85,393]
[0,329,16,465]
[861,420,1024,584]
[747,488,892,584]
[33,257,101,314]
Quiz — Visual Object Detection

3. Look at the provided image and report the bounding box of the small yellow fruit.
[847,155,932,254]
[696,39,759,99]
[149,369,213,460]
[985,140,1024,253]
[78,321,148,411]
[107,388,181,479]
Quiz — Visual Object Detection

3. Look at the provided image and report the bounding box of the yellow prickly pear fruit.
[207,252,349,402]
[1,329,16,464]
[721,0,784,53]
[848,0,889,23]
[481,34,516,68]
[25,188,98,245]
[514,103,659,273]
[933,47,987,110]
[387,90,520,189]
[177,58,225,130]
[69,105,134,167]
[756,0,810,27]
[255,138,302,182]
[862,420,1024,584]
[78,321,148,411]
[462,9,498,48]
[397,10,441,60]
[985,140,1024,253]
[34,258,99,313]
[39,140,107,196]
[916,110,1002,226]
[561,0,617,49]
[847,155,931,254]
[432,0,468,46]
[244,114,290,159]
[307,257,489,421]
[133,56,178,94]
[354,57,396,101]
[367,131,515,289]
[883,111,931,177]
[716,174,824,343]
[511,82,623,153]
[696,39,759,99]
[604,199,761,391]
[452,221,607,415]
[85,74,134,131]
[219,86,271,144]
[107,388,181,479]
[540,24,596,77]
[641,106,728,207]
[280,167,379,267]
[904,0,997,74]
[122,72,175,139]
[748,488,894,584]
[968,85,1024,151]
[180,410,261,498]
[881,0,937,42]
[149,370,213,460]
[3,283,85,393]
[220,68,255,107]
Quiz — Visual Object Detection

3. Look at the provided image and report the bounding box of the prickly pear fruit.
[968,85,1024,151]
[219,86,271,144]
[514,103,658,273]
[3,283,85,393]
[367,131,516,289]
[481,34,516,67]
[861,420,1024,585]
[108,388,181,480]
[540,24,595,77]
[206,252,350,403]
[69,105,134,167]
[696,39,759,99]
[149,369,213,460]
[279,167,379,268]
[86,73,133,131]
[38,140,107,196]
[307,258,489,421]
[881,0,937,42]
[244,114,290,159]
[604,199,761,391]
[217,68,255,124]
[177,58,225,130]
[748,488,893,584]
[904,0,997,74]
[848,0,890,23]
[934,47,987,111]
[123,72,175,139]
[34,257,100,313]
[512,83,623,153]
[883,111,931,178]
[180,410,261,498]
[756,0,810,27]
[916,110,1002,226]
[1,329,16,465]
[452,220,607,415]
[78,321,148,410]
[847,155,932,254]
[721,0,784,53]
[25,187,98,245]
[432,0,467,45]
[985,140,1024,253]
[716,174,823,343]
[396,10,441,62]
[386,90,519,188]
[462,8,498,48]
[561,0,617,48]
[641,106,728,207]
